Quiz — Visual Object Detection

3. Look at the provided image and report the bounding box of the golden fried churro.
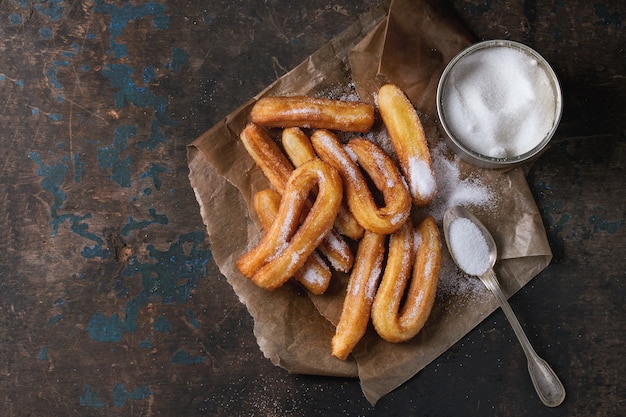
[281,127,317,167]
[240,123,293,194]
[282,127,364,240]
[240,124,355,272]
[253,188,332,295]
[372,216,441,342]
[378,84,436,206]
[251,96,375,132]
[311,130,411,235]
[237,159,342,290]
[317,230,354,274]
[332,231,385,360]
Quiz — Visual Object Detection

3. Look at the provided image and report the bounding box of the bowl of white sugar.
[436,40,562,168]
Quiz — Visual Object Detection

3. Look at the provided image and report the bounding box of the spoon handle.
[480,269,566,407]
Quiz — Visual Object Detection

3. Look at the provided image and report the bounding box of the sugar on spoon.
[443,205,566,407]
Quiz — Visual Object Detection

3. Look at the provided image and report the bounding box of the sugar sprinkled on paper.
[428,142,495,221]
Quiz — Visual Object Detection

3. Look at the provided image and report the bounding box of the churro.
[332,231,385,360]
[311,130,411,235]
[251,95,375,132]
[253,188,332,295]
[237,159,342,290]
[372,216,441,342]
[282,127,364,240]
[378,84,436,206]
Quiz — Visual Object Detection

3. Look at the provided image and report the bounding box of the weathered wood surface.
[0,0,623,416]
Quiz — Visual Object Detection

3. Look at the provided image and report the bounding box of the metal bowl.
[436,40,563,169]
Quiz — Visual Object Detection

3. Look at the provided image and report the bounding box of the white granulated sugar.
[407,156,436,200]
[336,146,360,184]
[370,128,397,160]
[277,211,294,242]
[322,81,361,102]
[436,254,487,301]
[442,46,557,158]
[325,232,345,253]
[301,266,325,287]
[348,259,382,300]
[423,245,436,279]
[390,212,404,225]
[428,142,495,221]
[268,240,288,263]
[300,255,327,287]
[343,145,358,163]
[413,229,422,257]
[339,91,361,103]
[448,217,491,276]
[288,250,302,271]
[370,150,397,188]
[365,263,383,301]
[324,235,351,271]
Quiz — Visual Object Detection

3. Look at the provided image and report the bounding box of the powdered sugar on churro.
[365,262,383,301]
[407,156,436,202]
[300,265,327,287]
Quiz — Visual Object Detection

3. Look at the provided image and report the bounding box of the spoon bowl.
[443,205,498,273]
[443,206,566,407]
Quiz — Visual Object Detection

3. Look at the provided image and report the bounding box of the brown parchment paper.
[188,0,553,405]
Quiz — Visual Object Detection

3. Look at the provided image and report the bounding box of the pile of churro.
[236,84,442,360]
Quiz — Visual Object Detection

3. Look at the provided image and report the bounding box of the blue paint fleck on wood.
[40,27,53,39]
[112,383,154,407]
[80,385,105,409]
[143,65,157,83]
[123,231,211,305]
[97,125,135,188]
[34,0,64,22]
[120,208,169,237]
[87,232,211,342]
[9,13,22,25]
[139,338,153,349]
[94,0,169,58]
[46,314,63,326]
[102,64,178,126]
[166,47,190,72]
[187,308,200,329]
[141,163,170,190]
[38,346,50,361]
[171,349,205,365]
[88,312,126,343]
[153,316,171,333]
[589,214,623,234]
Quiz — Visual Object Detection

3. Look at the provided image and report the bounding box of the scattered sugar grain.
[436,255,486,301]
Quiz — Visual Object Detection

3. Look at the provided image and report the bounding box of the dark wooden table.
[1,1,624,416]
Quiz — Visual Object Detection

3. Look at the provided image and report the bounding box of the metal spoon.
[443,205,566,407]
